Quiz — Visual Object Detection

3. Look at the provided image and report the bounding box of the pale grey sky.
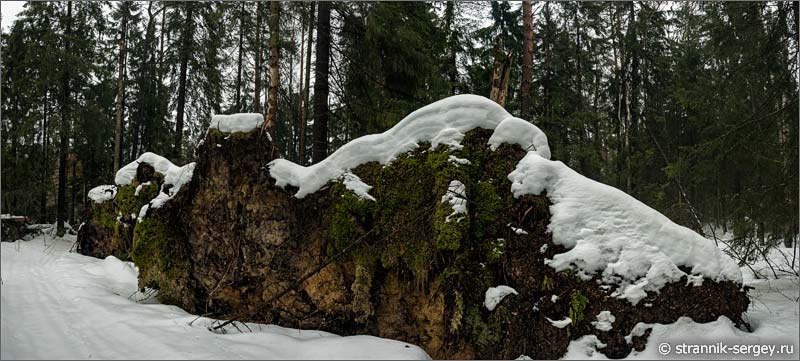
[1,1,26,33]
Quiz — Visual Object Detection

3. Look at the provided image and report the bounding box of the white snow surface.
[209,113,264,133]
[483,285,518,311]
[269,95,550,198]
[547,317,573,329]
[341,172,376,201]
[0,234,431,360]
[441,180,467,222]
[448,155,471,166]
[114,152,197,209]
[508,152,742,304]
[87,185,117,204]
[592,311,616,332]
[488,116,550,157]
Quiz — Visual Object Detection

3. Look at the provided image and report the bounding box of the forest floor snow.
[1,229,797,360]
[0,231,429,360]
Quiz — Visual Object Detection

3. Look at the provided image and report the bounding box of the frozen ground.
[0,230,429,360]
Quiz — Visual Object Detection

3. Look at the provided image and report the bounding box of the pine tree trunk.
[254,2,263,113]
[299,2,315,165]
[235,2,244,112]
[114,3,129,175]
[174,4,193,162]
[263,1,279,136]
[312,1,331,163]
[521,0,534,118]
[57,1,73,237]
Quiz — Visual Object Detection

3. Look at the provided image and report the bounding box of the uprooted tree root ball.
[79,129,749,359]
[79,95,750,359]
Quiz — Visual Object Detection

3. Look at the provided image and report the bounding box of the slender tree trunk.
[57,1,73,237]
[254,2,263,113]
[263,0,280,139]
[69,155,76,225]
[174,4,193,162]
[521,0,534,118]
[624,2,636,193]
[158,3,166,88]
[297,12,305,161]
[114,3,129,175]
[235,2,244,112]
[575,7,588,174]
[299,2,315,165]
[312,1,331,163]
[41,89,49,221]
[443,1,458,94]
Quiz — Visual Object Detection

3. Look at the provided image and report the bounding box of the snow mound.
[87,185,118,204]
[114,152,196,209]
[269,95,550,198]
[508,152,742,304]
[209,113,264,133]
[484,285,518,311]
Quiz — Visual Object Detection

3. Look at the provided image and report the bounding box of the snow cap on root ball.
[114,152,196,209]
[269,94,551,198]
[508,152,742,305]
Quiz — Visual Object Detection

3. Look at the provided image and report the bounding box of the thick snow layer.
[0,234,431,360]
[508,152,742,304]
[269,95,550,198]
[441,180,467,222]
[592,311,616,332]
[483,285,518,311]
[87,185,117,204]
[114,152,196,209]
[209,113,264,133]
[488,116,550,157]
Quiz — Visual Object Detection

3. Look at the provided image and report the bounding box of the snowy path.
[0,235,429,360]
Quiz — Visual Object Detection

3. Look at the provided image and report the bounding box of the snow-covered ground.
[0,230,429,360]
[2,230,795,360]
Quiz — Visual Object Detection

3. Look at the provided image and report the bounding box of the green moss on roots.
[131,214,190,305]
